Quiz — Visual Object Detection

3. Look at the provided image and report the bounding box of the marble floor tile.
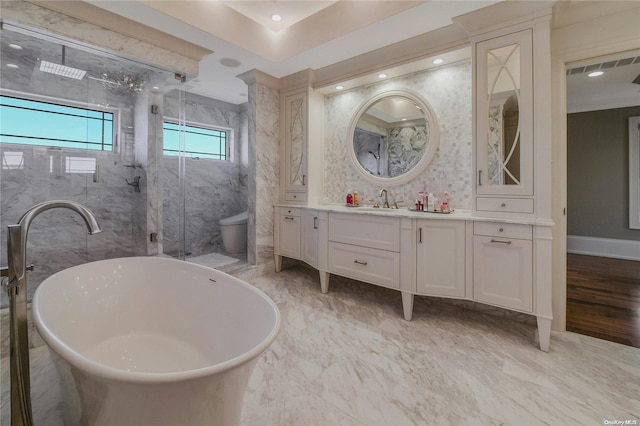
[1,264,638,425]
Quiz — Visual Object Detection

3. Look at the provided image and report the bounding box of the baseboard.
[567,235,640,261]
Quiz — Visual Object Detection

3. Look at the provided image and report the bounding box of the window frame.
[0,89,120,153]
[163,118,232,162]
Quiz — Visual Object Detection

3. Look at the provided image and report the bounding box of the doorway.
[565,52,640,348]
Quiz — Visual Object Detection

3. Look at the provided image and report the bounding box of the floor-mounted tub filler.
[32,256,281,426]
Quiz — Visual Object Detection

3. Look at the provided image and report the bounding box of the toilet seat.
[220,210,248,226]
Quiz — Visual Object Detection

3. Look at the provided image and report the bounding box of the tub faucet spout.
[6,200,102,426]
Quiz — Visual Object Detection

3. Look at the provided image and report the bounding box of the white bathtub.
[32,256,280,426]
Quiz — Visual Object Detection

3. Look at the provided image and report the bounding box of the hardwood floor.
[566,253,640,348]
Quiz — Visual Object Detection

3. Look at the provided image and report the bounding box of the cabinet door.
[473,235,532,312]
[476,29,533,196]
[284,91,308,193]
[279,215,301,260]
[416,220,466,298]
[302,210,319,267]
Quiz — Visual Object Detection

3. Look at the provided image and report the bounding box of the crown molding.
[236,69,280,91]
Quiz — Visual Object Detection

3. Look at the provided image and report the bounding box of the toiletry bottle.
[346,190,353,205]
[427,192,435,212]
[353,190,359,206]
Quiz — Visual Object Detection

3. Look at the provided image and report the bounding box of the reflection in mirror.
[353,96,429,178]
[487,43,521,186]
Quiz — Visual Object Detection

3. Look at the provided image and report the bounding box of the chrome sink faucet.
[379,188,390,209]
[4,200,102,426]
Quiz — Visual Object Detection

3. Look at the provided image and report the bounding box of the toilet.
[219,210,248,254]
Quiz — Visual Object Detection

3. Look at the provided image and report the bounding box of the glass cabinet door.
[476,29,533,196]
[284,91,307,193]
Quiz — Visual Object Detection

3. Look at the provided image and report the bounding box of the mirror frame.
[347,89,440,186]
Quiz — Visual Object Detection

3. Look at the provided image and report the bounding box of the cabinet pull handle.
[284,216,295,220]
[302,175,306,186]
[490,239,512,245]
[418,227,422,243]
[478,170,482,186]
[354,260,368,266]
[313,217,318,229]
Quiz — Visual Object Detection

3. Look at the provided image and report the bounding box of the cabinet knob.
[499,228,504,232]
[501,203,506,207]
[293,195,297,198]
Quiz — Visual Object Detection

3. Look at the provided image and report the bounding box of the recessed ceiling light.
[152,86,160,90]
[8,44,23,50]
[336,85,344,90]
[587,71,604,77]
[433,58,444,65]
[401,118,407,121]
[271,14,282,22]
[6,64,18,69]
[378,73,387,79]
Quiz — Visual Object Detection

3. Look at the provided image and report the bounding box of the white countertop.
[276,203,555,227]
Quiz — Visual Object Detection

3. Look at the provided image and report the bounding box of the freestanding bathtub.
[32,256,280,426]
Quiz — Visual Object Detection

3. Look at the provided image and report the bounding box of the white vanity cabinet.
[274,207,301,272]
[473,222,533,312]
[474,28,535,215]
[415,220,467,298]
[326,213,401,290]
[302,209,319,267]
[273,205,551,351]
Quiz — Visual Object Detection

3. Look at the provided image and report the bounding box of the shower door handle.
[313,217,318,229]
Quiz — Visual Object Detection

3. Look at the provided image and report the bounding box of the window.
[163,121,228,160]
[0,95,114,151]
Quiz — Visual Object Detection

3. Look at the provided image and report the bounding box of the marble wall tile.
[324,61,473,210]
[246,82,279,266]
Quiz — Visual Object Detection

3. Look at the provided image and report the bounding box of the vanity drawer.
[328,242,400,289]
[280,207,302,217]
[474,222,532,240]
[284,192,307,202]
[476,197,534,214]
[328,213,400,252]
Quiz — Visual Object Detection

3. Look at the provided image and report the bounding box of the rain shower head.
[39,60,86,79]
[39,45,86,80]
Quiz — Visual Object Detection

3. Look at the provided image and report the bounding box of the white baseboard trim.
[567,235,640,261]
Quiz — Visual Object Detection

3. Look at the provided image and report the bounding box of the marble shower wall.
[162,92,248,257]
[0,85,138,307]
[324,61,473,210]
[0,25,191,307]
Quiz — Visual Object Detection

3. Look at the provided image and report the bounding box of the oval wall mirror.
[348,90,440,186]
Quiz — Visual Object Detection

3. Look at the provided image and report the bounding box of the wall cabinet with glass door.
[475,29,534,214]
[282,91,308,203]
